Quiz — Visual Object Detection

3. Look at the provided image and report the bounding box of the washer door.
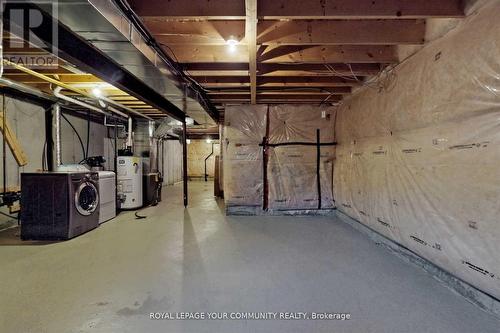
[75,182,99,216]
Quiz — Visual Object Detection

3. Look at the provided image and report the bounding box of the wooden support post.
[245,0,257,104]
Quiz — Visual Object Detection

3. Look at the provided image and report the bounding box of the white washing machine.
[97,171,116,224]
[117,156,143,209]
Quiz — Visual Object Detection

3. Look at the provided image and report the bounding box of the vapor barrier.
[223,104,336,210]
[334,1,500,300]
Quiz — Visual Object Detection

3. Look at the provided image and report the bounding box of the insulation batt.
[334,1,500,300]
[223,104,336,210]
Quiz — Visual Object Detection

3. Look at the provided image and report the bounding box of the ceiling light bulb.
[92,87,102,97]
[206,138,212,144]
[226,39,238,53]
[186,139,191,144]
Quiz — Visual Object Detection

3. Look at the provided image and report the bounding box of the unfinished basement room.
[1,0,500,332]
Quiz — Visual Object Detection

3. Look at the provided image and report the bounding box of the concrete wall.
[0,96,107,228]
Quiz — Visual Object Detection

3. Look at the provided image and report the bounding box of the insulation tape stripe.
[259,141,337,147]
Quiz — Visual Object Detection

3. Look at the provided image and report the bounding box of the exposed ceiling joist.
[257,19,426,45]
[182,62,382,76]
[145,19,425,46]
[127,0,465,109]
[259,0,464,19]
[131,0,463,20]
[259,45,397,63]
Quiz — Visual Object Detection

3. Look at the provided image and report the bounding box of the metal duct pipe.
[127,117,133,148]
[54,87,107,116]
[54,103,62,167]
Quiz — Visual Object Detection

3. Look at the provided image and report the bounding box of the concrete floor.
[0,182,498,333]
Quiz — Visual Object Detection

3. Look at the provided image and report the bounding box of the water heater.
[117,156,143,209]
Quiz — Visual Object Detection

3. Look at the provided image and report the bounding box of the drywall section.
[187,139,220,180]
[0,96,106,229]
[334,1,500,301]
[223,104,336,214]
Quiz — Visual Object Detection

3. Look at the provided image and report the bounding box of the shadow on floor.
[0,226,60,246]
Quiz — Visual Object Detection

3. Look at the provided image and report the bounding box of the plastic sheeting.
[223,104,336,210]
[334,1,500,300]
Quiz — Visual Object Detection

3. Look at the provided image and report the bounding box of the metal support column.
[182,85,188,207]
[182,119,188,207]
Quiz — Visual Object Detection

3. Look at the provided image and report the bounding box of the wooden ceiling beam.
[198,76,361,88]
[258,19,425,45]
[211,94,343,102]
[182,62,381,76]
[169,45,396,63]
[2,74,102,84]
[207,86,352,94]
[258,63,381,75]
[197,76,359,84]
[144,19,424,45]
[145,20,245,45]
[129,0,462,20]
[129,0,245,19]
[259,0,464,19]
[260,45,397,63]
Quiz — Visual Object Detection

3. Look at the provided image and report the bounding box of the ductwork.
[54,0,217,126]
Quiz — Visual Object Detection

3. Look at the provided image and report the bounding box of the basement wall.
[334,0,500,300]
[187,140,220,179]
[159,139,183,185]
[0,96,106,229]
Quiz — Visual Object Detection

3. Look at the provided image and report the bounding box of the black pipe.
[45,106,54,171]
[114,117,118,212]
[182,120,188,207]
[204,142,214,182]
[316,129,322,210]
[2,95,6,194]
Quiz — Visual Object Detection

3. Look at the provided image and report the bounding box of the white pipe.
[54,87,107,115]
[101,95,154,120]
[65,83,154,120]
[127,117,133,148]
[0,77,56,101]
[54,103,62,167]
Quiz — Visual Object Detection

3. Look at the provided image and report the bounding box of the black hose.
[3,95,7,194]
[0,210,18,220]
[61,113,86,162]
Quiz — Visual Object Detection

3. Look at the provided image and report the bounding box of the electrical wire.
[61,113,86,162]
